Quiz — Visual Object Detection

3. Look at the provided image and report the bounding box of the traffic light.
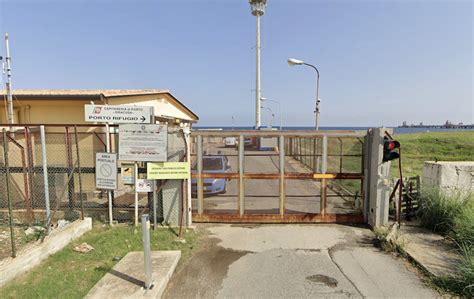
[383,137,400,162]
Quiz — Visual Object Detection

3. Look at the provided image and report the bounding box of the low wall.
[0,217,93,287]
[423,161,474,195]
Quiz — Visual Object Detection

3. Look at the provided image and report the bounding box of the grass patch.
[392,131,474,177]
[373,225,406,255]
[418,189,474,297]
[0,223,203,299]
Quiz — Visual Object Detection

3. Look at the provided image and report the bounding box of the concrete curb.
[86,250,181,299]
[0,217,93,287]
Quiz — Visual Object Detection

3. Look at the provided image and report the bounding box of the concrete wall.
[0,217,92,287]
[423,161,474,195]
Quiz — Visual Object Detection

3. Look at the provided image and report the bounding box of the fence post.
[40,126,51,229]
[320,135,328,216]
[239,135,245,216]
[74,126,84,220]
[197,135,203,215]
[25,127,35,215]
[105,123,114,226]
[65,127,75,216]
[141,214,153,289]
[3,129,16,258]
[279,136,285,216]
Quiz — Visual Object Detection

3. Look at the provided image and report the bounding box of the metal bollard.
[141,214,153,290]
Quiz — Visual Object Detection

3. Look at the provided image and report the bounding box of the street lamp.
[287,58,321,130]
[249,0,267,129]
[260,106,275,129]
[261,97,282,130]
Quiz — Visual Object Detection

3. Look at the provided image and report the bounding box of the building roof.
[1,89,198,121]
[1,89,169,97]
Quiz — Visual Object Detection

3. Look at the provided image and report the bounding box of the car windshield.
[203,158,223,171]
[191,157,225,171]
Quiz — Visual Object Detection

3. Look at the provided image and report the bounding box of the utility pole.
[249,0,267,129]
[4,33,14,125]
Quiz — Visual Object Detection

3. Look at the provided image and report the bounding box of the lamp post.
[287,58,320,130]
[261,106,274,129]
[249,0,267,129]
[261,97,282,130]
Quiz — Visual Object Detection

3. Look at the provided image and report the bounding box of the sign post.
[85,104,154,226]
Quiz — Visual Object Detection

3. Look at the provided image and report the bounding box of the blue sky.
[0,0,472,127]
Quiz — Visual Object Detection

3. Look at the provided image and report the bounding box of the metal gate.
[190,130,368,223]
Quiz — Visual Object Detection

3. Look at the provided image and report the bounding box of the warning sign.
[147,162,191,180]
[136,179,154,193]
[121,164,134,185]
[96,153,118,190]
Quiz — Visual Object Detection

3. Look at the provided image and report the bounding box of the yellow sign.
[147,162,191,179]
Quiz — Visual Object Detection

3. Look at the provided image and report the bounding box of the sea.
[193,126,474,134]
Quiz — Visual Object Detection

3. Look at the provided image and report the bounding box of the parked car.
[191,155,231,196]
[244,137,259,149]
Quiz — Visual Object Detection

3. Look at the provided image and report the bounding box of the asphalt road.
[164,224,437,299]
[192,141,361,215]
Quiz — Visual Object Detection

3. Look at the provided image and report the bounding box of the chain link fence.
[0,124,186,259]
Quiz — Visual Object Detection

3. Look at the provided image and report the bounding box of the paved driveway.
[164,224,436,299]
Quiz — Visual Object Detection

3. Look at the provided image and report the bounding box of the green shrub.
[418,189,470,235]
[451,198,474,247]
[418,189,474,296]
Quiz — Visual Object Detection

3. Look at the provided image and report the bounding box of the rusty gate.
[190,130,368,223]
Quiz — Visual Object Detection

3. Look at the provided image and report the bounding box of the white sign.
[96,153,118,190]
[136,179,154,193]
[119,124,168,162]
[85,105,153,124]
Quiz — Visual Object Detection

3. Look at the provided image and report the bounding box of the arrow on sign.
[141,116,146,122]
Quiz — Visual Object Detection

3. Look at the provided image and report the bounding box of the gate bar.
[238,135,244,216]
[197,135,203,214]
[279,136,285,215]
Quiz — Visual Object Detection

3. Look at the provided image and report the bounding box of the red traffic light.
[383,138,400,162]
[386,140,400,151]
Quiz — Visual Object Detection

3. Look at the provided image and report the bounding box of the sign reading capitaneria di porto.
[84,104,153,124]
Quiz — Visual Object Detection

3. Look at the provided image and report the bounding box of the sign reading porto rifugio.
[84,104,153,124]
[95,153,118,190]
[119,124,168,162]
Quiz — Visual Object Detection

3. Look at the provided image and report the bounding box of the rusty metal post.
[65,127,75,214]
[74,126,84,220]
[238,135,245,216]
[197,135,203,214]
[320,135,328,216]
[7,132,32,223]
[25,127,35,213]
[320,178,327,216]
[279,135,285,216]
[3,129,16,258]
